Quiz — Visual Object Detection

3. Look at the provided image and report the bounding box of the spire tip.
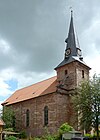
[69,7,73,17]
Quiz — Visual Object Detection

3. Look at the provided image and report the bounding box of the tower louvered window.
[65,70,68,75]
[44,106,48,126]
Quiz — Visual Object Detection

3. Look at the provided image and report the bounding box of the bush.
[42,134,53,140]
[33,134,59,140]
[5,136,17,140]
[4,128,14,132]
[84,133,93,138]
[84,132,100,139]
[59,122,74,135]
[19,131,27,138]
[33,138,41,140]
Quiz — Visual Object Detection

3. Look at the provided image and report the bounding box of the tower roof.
[65,10,80,56]
[55,11,90,70]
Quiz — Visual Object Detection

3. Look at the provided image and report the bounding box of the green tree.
[73,74,100,139]
[59,122,74,135]
[2,106,15,130]
[91,75,100,139]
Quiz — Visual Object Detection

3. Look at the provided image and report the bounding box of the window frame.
[44,106,48,126]
[82,70,84,78]
[26,109,30,127]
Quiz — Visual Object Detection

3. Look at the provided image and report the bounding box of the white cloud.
[0,67,56,101]
[80,16,100,77]
[85,52,100,77]
[0,78,13,97]
[0,101,3,113]
[16,71,56,89]
[0,69,16,99]
[0,39,10,54]
[0,79,9,89]
[0,68,15,80]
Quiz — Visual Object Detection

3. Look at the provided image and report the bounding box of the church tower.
[55,11,91,93]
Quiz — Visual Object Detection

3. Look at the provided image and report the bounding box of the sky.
[0,0,100,109]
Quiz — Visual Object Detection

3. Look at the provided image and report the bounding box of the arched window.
[82,70,84,78]
[26,109,30,127]
[12,115,16,129]
[44,106,48,126]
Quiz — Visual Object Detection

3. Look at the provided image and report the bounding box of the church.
[2,11,91,137]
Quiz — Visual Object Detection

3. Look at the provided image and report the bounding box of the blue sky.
[0,78,18,107]
[5,79,18,92]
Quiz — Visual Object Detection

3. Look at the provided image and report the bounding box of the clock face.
[65,48,71,56]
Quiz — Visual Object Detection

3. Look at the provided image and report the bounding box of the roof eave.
[3,91,57,106]
[55,57,91,70]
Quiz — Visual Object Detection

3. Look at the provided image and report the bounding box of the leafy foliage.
[4,128,14,132]
[33,138,41,140]
[42,134,55,140]
[5,136,17,140]
[84,133,93,138]
[58,122,74,135]
[73,74,100,138]
[19,131,27,139]
[2,106,15,129]
[33,133,58,140]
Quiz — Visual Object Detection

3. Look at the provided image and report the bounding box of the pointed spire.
[65,10,82,59]
[71,9,73,17]
[55,10,83,70]
[65,10,73,44]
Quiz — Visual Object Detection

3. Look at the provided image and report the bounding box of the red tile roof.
[2,76,57,106]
